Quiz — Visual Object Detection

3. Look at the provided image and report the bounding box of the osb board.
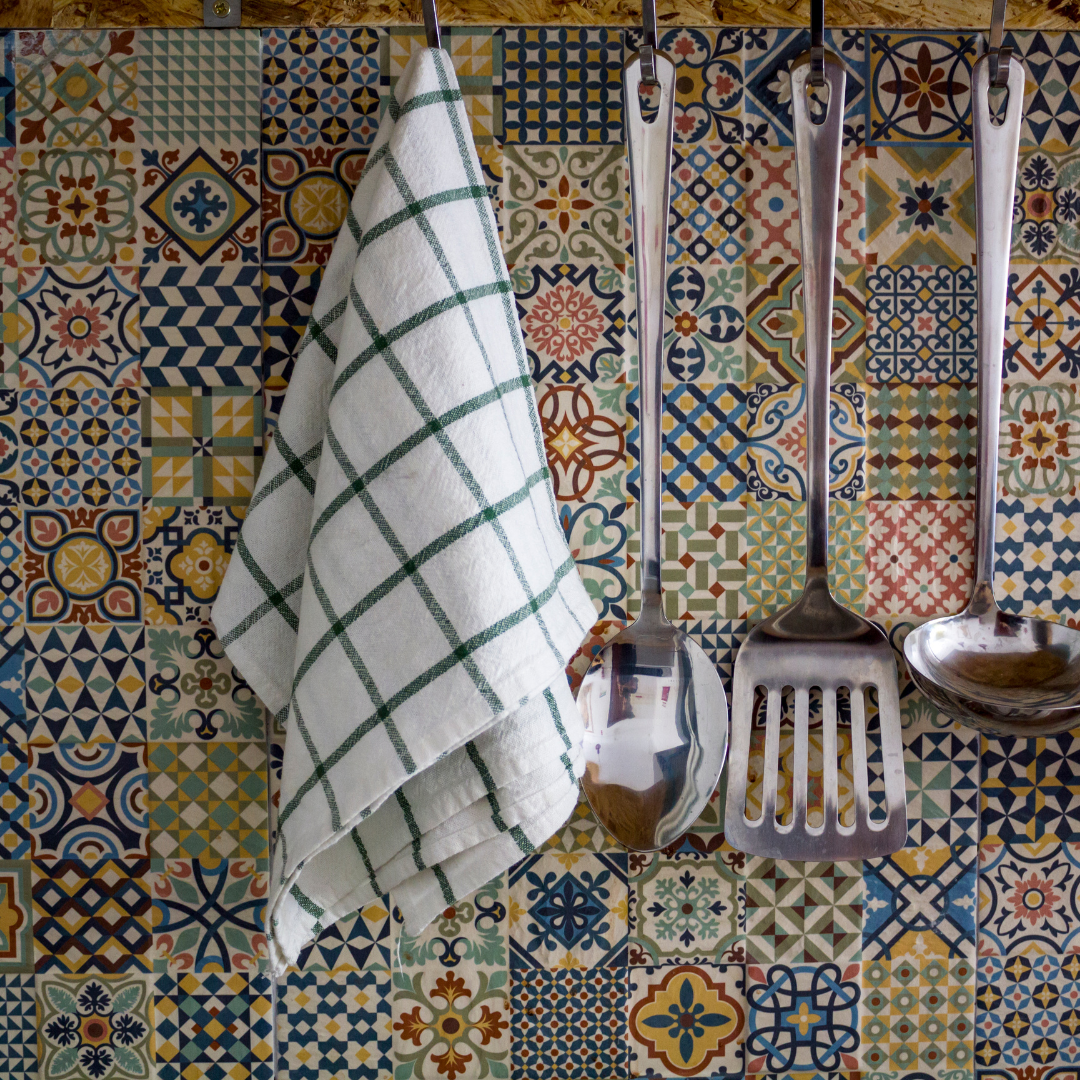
[2,0,1079,29]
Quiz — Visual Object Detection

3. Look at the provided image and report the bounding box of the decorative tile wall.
[1,21,1078,1080]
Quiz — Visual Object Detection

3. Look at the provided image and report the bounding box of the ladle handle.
[970,54,1024,612]
[624,52,675,607]
[791,51,845,585]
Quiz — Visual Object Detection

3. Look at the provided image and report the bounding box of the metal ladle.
[575,31,728,851]
[903,52,1080,737]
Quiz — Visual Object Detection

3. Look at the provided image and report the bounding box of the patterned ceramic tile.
[510,966,626,1077]
[539,792,624,855]
[860,957,976,1074]
[561,499,629,623]
[742,145,865,263]
[978,839,1080,957]
[283,968,392,1079]
[14,29,138,149]
[39,972,154,1080]
[383,27,498,144]
[0,974,36,1079]
[148,742,267,860]
[658,383,746,503]
[669,141,745,267]
[627,963,746,1077]
[146,624,263,742]
[509,851,627,970]
[627,854,740,965]
[0,34,12,149]
[743,27,867,147]
[982,732,1080,845]
[994,495,1080,622]
[905,728,980,849]
[28,741,148,862]
[0,626,22,742]
[501,145,628,269]
[997,383,1080,497]
[1006,264,1080,383]
[745,382,866,501]
[150,857,267,972]
[140,263,261,388]
[1010,150,1080,264]
[262,262,321,427]
[0,395,18,627]
[516,262,625,383]
[866,382,977,500]
[0,859,31,973]
[742,859,864,964]
[261,144,366,266]
[744,499,868,619]
[139,145,259,267]
[25,624,145,745]
[665,265,745,383]
[745,263,866,383]
[976,951,1080,1070]
[18,265,139,388]
[659,500,746,623]
[744,961,862,1073]
[865,263,977,383]
[866,501,974,617]
[19,385,140,509]
[140,29,261,147]
[0,744,29,860]
[18,146,139,267]
[153,970,273,1080]
[864,146,975,265]
[862,842,977,960]
[23,505,141,624]
[32,857,149,974]
[141,389,262,508]
[537,380,625,502]
[867,33,977,145]
[294,898,390,972]
[263,27,380,148]
[502,27,623,145]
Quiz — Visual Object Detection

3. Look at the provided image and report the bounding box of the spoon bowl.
[577,604,729,851]
[905,609,1080,737]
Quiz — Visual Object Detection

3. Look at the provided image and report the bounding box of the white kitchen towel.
[212,45,596,976]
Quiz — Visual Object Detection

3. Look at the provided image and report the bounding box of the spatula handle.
[791,51,845,584]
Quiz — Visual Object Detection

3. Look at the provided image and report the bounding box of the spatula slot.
[744,684,788,823]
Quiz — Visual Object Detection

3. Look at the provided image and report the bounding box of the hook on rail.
[987,0,1013,88]
[423,0,442,51]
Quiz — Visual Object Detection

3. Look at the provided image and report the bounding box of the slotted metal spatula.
[724,50,907,860]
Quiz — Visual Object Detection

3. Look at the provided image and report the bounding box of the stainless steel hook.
[639,0,658,86]
[987,0,1013,88]
[809,0,825,87]
[423,0,442,50]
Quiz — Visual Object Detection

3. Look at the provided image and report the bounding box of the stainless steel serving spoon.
[904,53,1080,737]
[575,46,729,851]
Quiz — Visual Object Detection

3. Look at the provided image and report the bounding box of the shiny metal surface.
[724,51,907,861]
[576,50,729,853]
[904,55,1080,738]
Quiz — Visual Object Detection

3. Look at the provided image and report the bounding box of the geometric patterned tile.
[282,968,391,1079]
[978,839,1080,958]
[659,383,747,503]
[142,506,242,626]
[862,842,977,961]
[1005,262,1080,381]
[0,744,29,860]
[0,859,31,973]
[510,966,627,1078]
[537,380,625,502]
[0,626,24,743]
[146,624,264,742]
[147,742,267,860]
[1014,30,1080,152]
[502,27,623,145]
[140,264,261,388]
[742,859,864,964]
[860,956,976,1075]
[150,857,268,973]
[294,898,391,973]
[262,263,321,430]
[0,974,36,1080]
[153,970,273,1080]
[24,624,145,745]
[508,851,627,970]
[32,857,150,974]
[668,139,745,268]
[904,728,980,849]
[28,741,148,862]
[0,35,12,150]
[626,963,746,1078]
[140,388,262,507]
[140,28,262,147]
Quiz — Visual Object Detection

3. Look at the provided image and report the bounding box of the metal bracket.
[639,0,658,85]
[203,0,240,27]
[809,0,825,87]
[422,0,442,50]
[987,0,1013,88]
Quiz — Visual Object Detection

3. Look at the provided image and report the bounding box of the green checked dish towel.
[212,46,596,976]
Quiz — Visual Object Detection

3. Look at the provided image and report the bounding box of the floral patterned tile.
[998,383,1080,497]
[562,498,629,624]
[1010,149,1080,265]
[627,963,747,1077]
[665,264,745,383]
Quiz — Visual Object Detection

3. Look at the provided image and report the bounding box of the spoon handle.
[791,52,845,586]
[624,52,675,609]
[970,55,1024,612]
